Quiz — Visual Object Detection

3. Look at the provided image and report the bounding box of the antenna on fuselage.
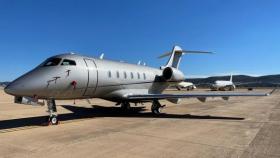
[99,53,105,59]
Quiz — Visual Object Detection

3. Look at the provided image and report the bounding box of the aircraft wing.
[126,89,275,101]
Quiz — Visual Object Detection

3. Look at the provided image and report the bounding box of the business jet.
[4,46,273,125]
[176,82,196,91]
[211,75,236,91]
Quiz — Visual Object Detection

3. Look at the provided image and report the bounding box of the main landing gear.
[119,100,165,114]
[121,102,131,111]
[47,99,59,125]
[151,100,165,114]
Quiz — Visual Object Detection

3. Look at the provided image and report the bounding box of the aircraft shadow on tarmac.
[0,105,244,131]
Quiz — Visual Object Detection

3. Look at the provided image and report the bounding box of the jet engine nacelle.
[162,67,185,81]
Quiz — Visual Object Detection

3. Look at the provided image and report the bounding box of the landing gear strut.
[151,100,165,114]
[121,102,131,111]
[47,99,59,125]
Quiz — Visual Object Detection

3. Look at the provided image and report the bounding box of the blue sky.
[0,0,279,81]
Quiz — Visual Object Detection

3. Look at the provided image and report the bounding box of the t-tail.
[159,45,213,69]
[158,46,212,83]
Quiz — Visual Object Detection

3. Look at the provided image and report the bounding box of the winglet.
[267,87,278,96]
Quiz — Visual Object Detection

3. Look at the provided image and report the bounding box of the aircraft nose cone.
[4,85,9,94]
[4,79,37,96]
[4,82,18,96]
[5,72,46,97]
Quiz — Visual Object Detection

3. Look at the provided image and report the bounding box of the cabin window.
[42,58,62,67]
[137,72,140,79]
[124,72,127,79]
[143,73,146,80]
[61,59,76,66]
[131,72,134,79]
[116,71,120,78]
[108,71,112,78]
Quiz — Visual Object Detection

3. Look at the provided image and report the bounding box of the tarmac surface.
[0,88,279,158]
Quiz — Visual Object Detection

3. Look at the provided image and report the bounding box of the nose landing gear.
[47,99,59,125]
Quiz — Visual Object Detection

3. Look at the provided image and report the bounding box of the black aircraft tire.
[151,103,161,114]
[152,108,161,114]
[49,115,58,125]
[121,102,131,111]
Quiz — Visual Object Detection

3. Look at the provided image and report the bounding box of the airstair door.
[83,59,98,96]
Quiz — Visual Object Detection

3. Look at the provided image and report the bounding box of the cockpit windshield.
[41,58,62,67]
[61,59,76,66]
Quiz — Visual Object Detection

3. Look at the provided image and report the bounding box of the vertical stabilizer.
[229,75,233,82]
[166,46,183,68]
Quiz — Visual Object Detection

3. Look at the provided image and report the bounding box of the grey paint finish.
[5,53,167,101]
[92,57,166,100]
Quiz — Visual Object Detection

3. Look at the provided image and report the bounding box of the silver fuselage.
[5,54,179,102]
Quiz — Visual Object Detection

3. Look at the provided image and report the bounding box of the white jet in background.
[176,81,196,91]
[211,75,236,91]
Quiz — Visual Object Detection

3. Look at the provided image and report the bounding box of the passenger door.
[83,59,98,96]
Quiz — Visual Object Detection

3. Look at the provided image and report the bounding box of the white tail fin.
[165,46,183,68]
[229,75,233,82]
[159,45,213,69]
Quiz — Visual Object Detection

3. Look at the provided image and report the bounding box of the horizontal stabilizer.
[158,50,213,59]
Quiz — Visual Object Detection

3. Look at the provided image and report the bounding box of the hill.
[0,82,10,88]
